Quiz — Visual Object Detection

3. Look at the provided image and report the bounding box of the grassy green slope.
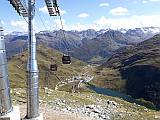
[8,45,86,89]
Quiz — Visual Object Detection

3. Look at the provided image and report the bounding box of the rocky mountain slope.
[12,87,160,120]
[72,27,160,63]
[102,34,160,108]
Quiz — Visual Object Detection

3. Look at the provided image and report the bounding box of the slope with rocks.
[5,34,28,57]
[102,34,160,108]
[73,27,160,64]
[104,34,160,68]
[12,88,160,120]
[72,30,136,63]
[37,30,82,51]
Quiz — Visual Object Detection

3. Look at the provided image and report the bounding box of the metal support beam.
[26,0,39,119]
[45,0,60,16]
[0,27,12,116]
[8,0,28,17]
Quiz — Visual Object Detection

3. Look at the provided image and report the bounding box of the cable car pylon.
[0,27,17,119]
[6,0,61,120]
[25,0,40,119]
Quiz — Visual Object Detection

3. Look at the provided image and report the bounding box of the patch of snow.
[8,31,28,36]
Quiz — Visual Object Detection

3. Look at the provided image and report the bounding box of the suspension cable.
[35,7,48,31]
[0,19,3,27]
[22,1,70,55]
[57,2,70,53]
[59,15,68,49]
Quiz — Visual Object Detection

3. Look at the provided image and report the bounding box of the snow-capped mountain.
[114,28,127,34]
[141,27,160,33]
[38,30,53,34]
[4,27,160,63]
[118,27,160,34]
[8,31,28,36]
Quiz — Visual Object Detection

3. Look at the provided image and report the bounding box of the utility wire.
[59,13,70,53]
[35,7,48,31]
[0,19,3,27]
[21,0,70,54]
[22,16,28,24]
[35,6,51,47]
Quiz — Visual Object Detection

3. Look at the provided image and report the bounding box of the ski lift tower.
[0,27,21,120]
[7,0,60,120]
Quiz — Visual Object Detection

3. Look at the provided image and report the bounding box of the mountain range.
[5,27,160,108]
[5,27,160,63]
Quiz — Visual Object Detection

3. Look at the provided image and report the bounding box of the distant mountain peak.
[5,27,160,64]
[8,31,28,36]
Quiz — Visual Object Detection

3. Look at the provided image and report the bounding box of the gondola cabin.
[50,64,58,71]
[62,54,71,64]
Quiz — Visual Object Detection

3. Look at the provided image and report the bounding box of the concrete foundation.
[0,106,20,120]
[23,114,43,120]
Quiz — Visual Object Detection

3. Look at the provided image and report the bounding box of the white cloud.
[143,0,148,3]
[10,19,39,32]
[52,19,85,31]
[61,14,160,31]
[10,15,160,32]
[110,7,129,16]
[78,13,89,18]
[52,19,88,31]
[10,20,28,31]
[39,6,48,14]
[0,20,4,26]
[49,19,88,31]
[94,16,108,28]
[143,0,160,3]
[39,6,67,15]
[93,15,160,30]
[149,0,160,2]
[50,18,66,30]
[10,14,160,32]
[60,9,67,15]
[99,3,110,7]
[68,23,87,31]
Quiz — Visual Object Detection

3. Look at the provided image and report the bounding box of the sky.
[1,0,160,33]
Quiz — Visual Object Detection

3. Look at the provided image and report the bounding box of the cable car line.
[9,0,72,89]
[34,6,59,72]
[35,1,71,65]
[58,14,71,64]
